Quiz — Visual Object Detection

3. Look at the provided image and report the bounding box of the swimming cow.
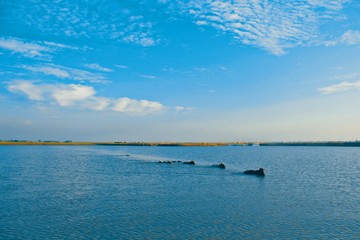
[158,160,182,164]
[158,161,173,164]
[183,161,195,165]
[243,168,265,176]
[211,163,226,169]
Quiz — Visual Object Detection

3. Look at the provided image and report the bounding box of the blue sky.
[1,0,360,142]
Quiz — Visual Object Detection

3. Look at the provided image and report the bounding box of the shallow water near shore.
[1,145,360,239]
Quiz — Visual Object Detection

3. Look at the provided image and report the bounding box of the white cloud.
[324,30,360,47]
[7,80,44,100]
[332,73,358,81]
[113,98,165,114]
[0,37,81,58]
[307,0,348,11]
[319,81,360,94]
[196,20,207,25]
[7,80,168,114]
[140,37,156,47]
[20,64,109,84]
[43,41,79,50]
[194,67,207,71]
[22,65,70,78]
[115,65,128,69]
[175,106,194,111]
[84,63,113,72]
[69,68,109,84]
[323,40,337,47]
[185,0,347,55]
[217,65,228,71]
[81,97,111,111]
[123,34,157,47]
[50,84,95,107]
[0,37,51,58]
[340,30,360,45]
[139,74,156,79]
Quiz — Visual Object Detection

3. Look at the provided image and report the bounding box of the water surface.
[1,145,359,239]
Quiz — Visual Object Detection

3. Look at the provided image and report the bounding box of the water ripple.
[1,146,360,239]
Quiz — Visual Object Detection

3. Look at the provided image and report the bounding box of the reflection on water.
[1,145,360,239]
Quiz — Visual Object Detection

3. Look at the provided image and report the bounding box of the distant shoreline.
[1,141,360,147]
[0,141,241,146]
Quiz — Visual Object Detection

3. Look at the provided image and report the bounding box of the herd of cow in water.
[120,154,265,176]
[157,160,265,176]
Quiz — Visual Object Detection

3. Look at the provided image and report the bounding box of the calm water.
[1,145,360,239]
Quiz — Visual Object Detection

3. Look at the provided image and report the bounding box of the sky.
[1,0,360,142]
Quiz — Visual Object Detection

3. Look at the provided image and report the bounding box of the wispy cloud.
[20,64,109,84]
[115,65,129,69]
[43,41,79,50]
[7,80,170,114]
[139,74,156,79]
[0,37,80,59]
[123,35,156,47]
[19,1,159,47]
[0,37,52,58]
[307,0,348,11]
[332,73,358,81]
[69,68,109,84]
[84,63,113,73]
[7,80,44,100]
[21,65,70,78]
[324,30,360,47]
[340,30,360,45]
[193,67,208,72]
[185,0,347,55]
[319,81,360,94]
[217,65,228,71]
[174,106,195,111]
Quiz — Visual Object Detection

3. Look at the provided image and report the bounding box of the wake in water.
[111,150,266,176]
[156,159,265,176]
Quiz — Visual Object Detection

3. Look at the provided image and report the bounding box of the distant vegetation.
[1,140,360,147]
[0,140,93,145]
[260,141,360,147]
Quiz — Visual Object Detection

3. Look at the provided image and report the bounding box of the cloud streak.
[139,74,156,79]
[340,30,360,45]
[115,65,129,69]
[84,63,113,72]
[7,80,44,100]
[0,37,52,58]
[7,80,168,114]
[20,64,109,84]
[184,0,348,55]
[21,65,70,78]
[324,30,360,47]
[319,81,360,94]
[0,37,80,59]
